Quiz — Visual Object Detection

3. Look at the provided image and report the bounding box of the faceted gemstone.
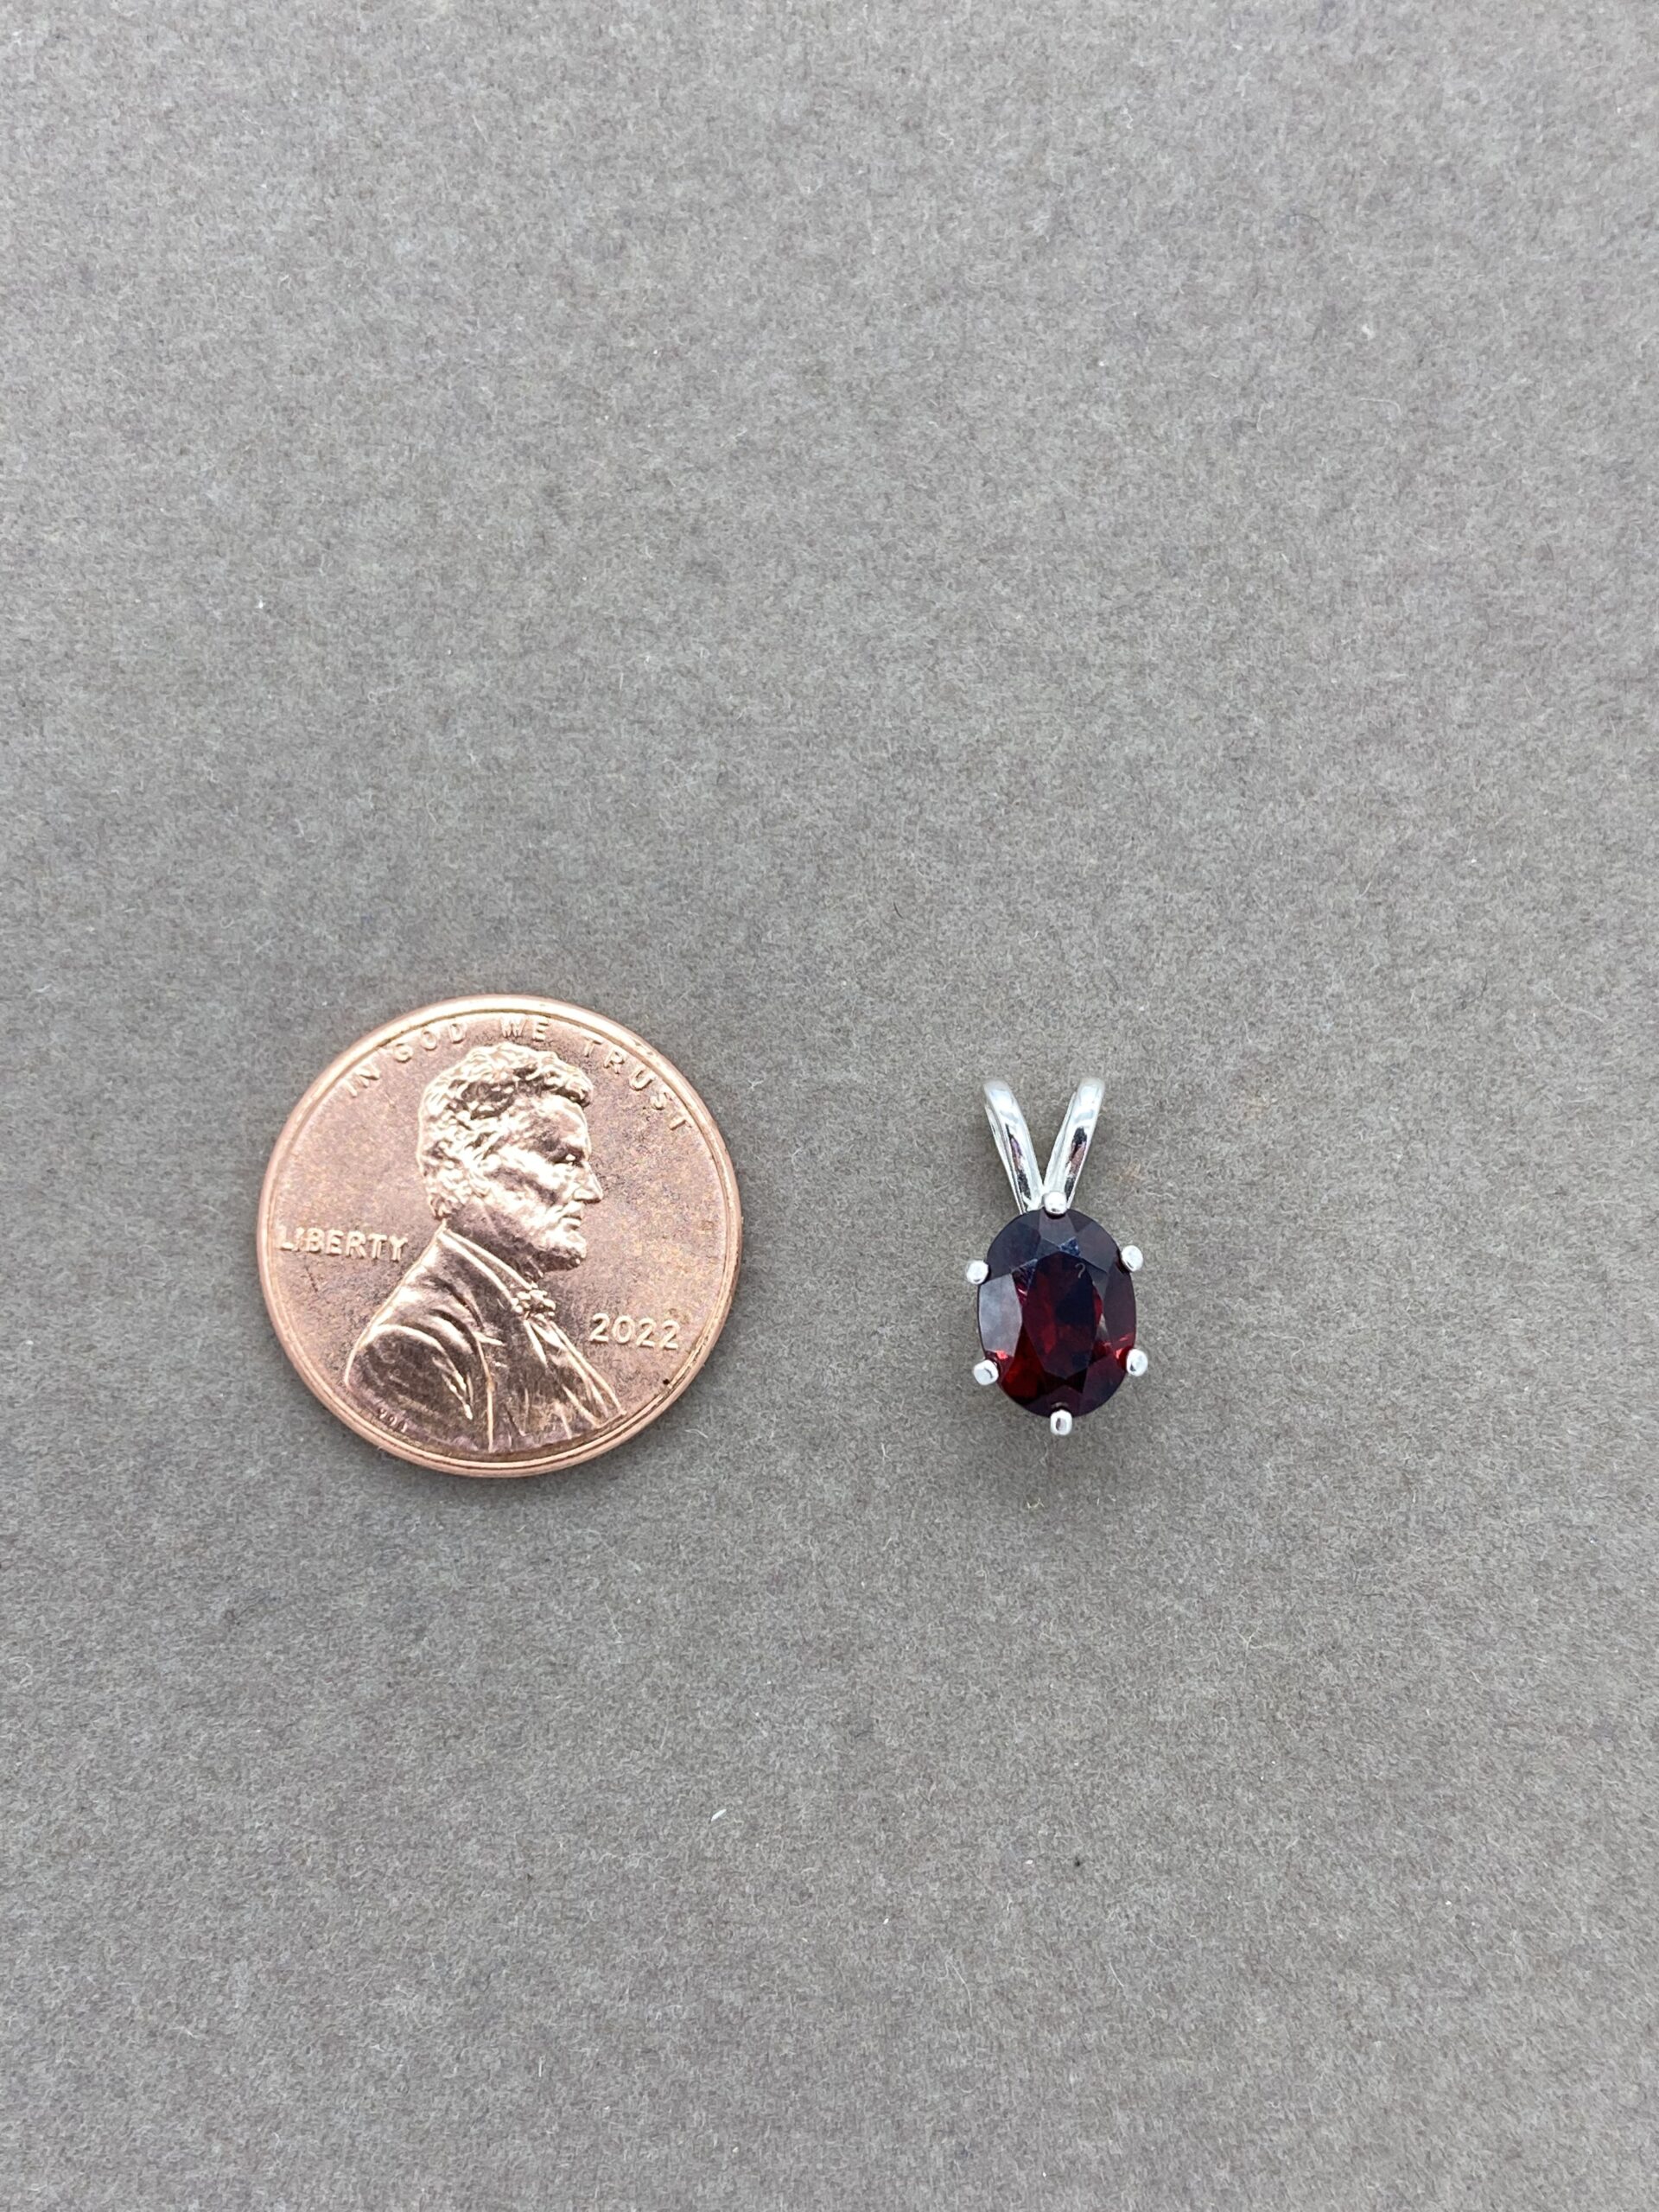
[976,1207,1136,1420]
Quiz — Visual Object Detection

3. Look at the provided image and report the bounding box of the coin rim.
[257,995,743,1478]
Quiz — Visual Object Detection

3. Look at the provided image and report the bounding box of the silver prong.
[973,1359,998,1387]
[1049,1409,1073,1438]
[1120,1244,1143,1273]
[1040,1077,1104,1214]
[1125,1347,1148,1377]
[965,1259,988,1286]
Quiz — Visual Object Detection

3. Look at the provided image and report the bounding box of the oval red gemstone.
[976,1208,1136,1419]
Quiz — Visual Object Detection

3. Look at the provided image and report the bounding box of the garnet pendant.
[977,1207,1135,1418]
[970,1080,1147,1436]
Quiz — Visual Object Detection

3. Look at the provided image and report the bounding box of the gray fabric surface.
[3,3,1654,2206]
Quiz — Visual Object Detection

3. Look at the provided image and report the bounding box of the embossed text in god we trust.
[340,1016,470,1098]
[498,1013,691,1128]
[275,1224,410,1261]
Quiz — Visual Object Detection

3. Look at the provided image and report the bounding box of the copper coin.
[257,995,741,1477]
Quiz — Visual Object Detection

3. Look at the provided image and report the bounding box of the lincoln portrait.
[346,1042,620,1452]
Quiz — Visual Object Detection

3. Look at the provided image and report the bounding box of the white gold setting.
[973,1359,998,1387]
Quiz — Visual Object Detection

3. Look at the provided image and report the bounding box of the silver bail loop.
[982,1081,1044,1211]
[983,1077,1104,1216]
[1041,1077,1104,1214]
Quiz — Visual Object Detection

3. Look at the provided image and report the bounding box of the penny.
[257,996,741,1477]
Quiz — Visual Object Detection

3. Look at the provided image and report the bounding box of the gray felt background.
[2,3,1655,2208]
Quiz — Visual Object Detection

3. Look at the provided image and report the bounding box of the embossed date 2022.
[590,1313,682,1351]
